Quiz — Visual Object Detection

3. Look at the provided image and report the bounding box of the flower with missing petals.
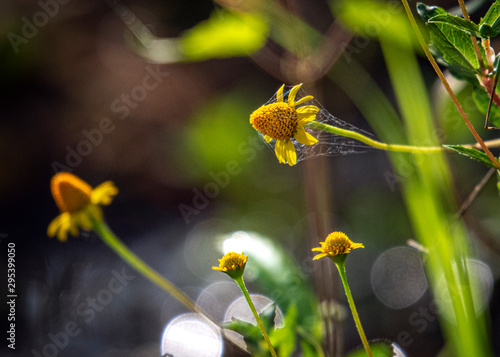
[212,251,248,279]
[249,83,319,166]
[312,231,364,262]
[48,172,118,242]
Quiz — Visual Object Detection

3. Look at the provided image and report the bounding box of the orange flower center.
[219,252,247,271]
[250,102,298,141]
[51,173,92,213]
[322,232,357,255]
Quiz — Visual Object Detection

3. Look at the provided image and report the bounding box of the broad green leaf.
[444,145,499,169]
[428,14,482,38]
[472,85,500,128]
[180,10,267,60]
[417,3,480,81]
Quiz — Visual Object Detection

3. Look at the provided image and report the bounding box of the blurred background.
[1,0,499,356]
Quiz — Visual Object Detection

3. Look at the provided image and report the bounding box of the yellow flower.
[47,172,118,242]
[249,83,319,166]
[212,251,248,279]
[312,232,364,261]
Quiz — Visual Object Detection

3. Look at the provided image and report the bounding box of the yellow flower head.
[48,172,118,242]
[250,83,319,166]
[312,232,364,261]
[212,251,248,279]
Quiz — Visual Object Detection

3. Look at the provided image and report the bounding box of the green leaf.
[345,340,396,357]
[479,0,500,37]
[180,10,267,60]
[270,304,298,357]
[335,0,417,49]
[417,3,480,81]
[472,85,500,128]
[428,14,482,38]
[444,145,499,169]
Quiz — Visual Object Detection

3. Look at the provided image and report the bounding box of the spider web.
[258,85,376,164]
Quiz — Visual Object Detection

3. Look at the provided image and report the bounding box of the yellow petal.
[294,127,318,145]
[264,135,272,143]
[274,140,286,164]
[297,113,317,125]
[285,140,297,166]
[276,84,285,103]
[312,253,328,260]
[288,83,303,107]
[91,181,118,205]
[293,95,314,106]
[296,105,319,114]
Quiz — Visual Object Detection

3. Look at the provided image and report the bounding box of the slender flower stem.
[335,261,373,357]
[307,121,500,153]
[308,121,442,152]
[233,276,277,357]
[90,218,216,325]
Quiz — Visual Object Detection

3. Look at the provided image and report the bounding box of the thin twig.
[457,168,495,219]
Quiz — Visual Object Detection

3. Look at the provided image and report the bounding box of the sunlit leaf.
[180,10,267,60]
[427,13,482,38]
[335,0,417,48]
[444,144,499,169]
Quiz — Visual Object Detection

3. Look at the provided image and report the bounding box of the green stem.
[307,121,500,153]
[91,218,215,325]
[307,121,442,153]
[233,276,277,357]
[335,260,373,357]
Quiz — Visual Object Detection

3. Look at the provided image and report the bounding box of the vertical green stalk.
[233,275,278,357]
[90,218,215,325]
[379,27,492,356]
[334,260,373,357]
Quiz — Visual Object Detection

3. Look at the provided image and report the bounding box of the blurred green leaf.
[428,14,482,38]
[180,10,267,60]
[479,0,500,37]
[345,340,395,357]
[444,144,499,169]
[180,89,257,178]
[335,0,417,48]
[417,3,480,81]
[472,84,500,127]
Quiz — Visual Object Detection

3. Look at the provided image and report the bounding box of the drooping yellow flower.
[249,83,319,166]
[212,251,248,279]
[312,231,364,261]
[48,172,118,242]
